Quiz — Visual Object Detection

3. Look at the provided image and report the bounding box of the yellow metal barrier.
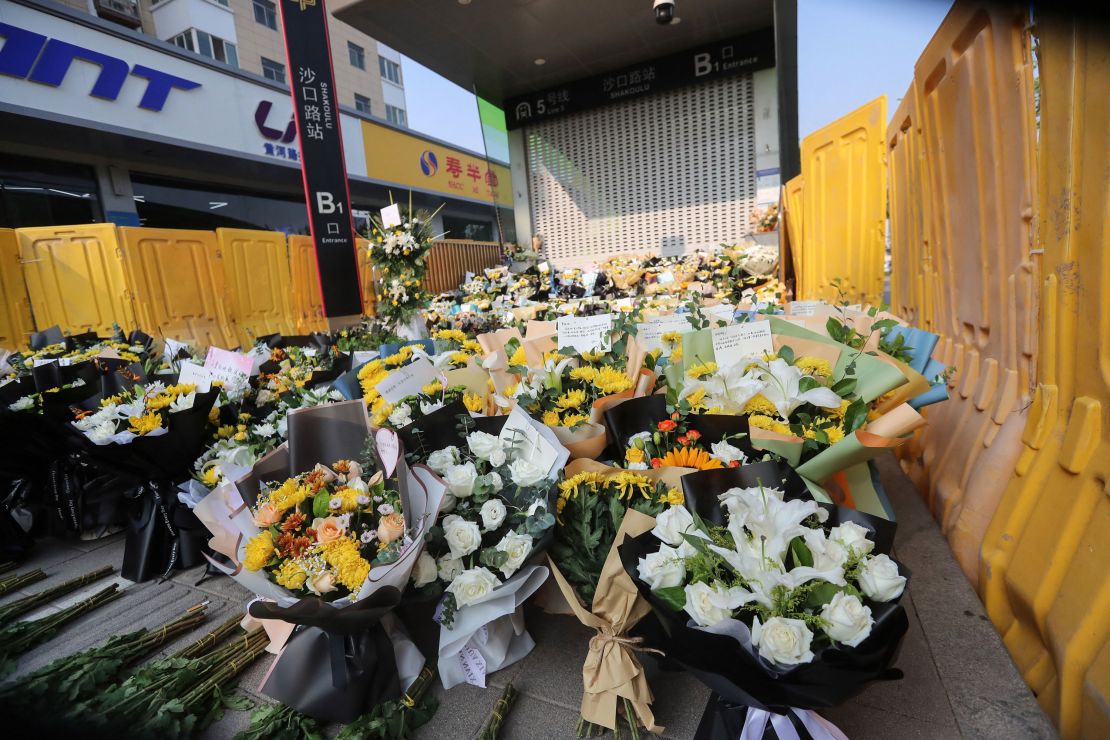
[424,239,503,295]
[117,228,238,350]
[216,228,297,347]
[355,237,375,316]
[979,12,1110,737]
[287,236,329,334]
[781,175,804,290]
[888,2,1037,588]
[17,223,135,337]
[0,229,33,350]
[796,96,888,303]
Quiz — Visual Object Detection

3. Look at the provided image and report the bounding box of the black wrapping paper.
[603,395,757,456]
[248,588,404,723]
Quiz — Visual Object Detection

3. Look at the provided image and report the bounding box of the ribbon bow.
[739,708,848,740]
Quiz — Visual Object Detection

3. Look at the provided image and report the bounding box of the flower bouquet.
[547,463,686,735]
[364,200,441,337]
[195,400,446,722]
[620,460,909,739]
[403,406,569,688]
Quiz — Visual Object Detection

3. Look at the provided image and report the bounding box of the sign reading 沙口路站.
[504,28,775,129]
[278,0,361,317]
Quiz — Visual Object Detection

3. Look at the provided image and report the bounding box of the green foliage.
[234,703,325,740]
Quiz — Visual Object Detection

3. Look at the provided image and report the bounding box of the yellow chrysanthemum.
[795,356,833,378]
[592,366,633,396]
[268,479,309,512]
[463,392,485,413]
[165,383,197,397]
[657,447,723,470]
[556,389,587,410]
[670,346,684,363]
[128,412,163,435]
[333,486,362,513]
[561,412,588,427]
[743,393,779,417]
[830,399,851,418]
[748,414,793,436]
[462,340,483,354]
[275,559,308,590]
[421,380,443,396]
[450,351,471,366]
[243,532,275,571]
[825,426,846,444]
[208,405,220,424]
[146,394,173,411]
[661,331,682,346]
[687,362,719,380]
[200,466,221,488]
[384,346,414,367]
[625,447,645,464]
[580,349,605,362]
[570,366,599,383]
[321,537,371,590]
[434,329,468,344]
[542,410,561,426]
[544,350,568,364]
[216,425,234,439]
[509,347,527,366]
[660,488,685,506]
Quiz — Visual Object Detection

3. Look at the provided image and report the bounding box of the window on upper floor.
[253,0,277,30]
[261,56,286,83]
[349,42,366,70]
[170,29,237,68]
[386,104,407,128]
[355,94,372,114]
[379,56,402,86]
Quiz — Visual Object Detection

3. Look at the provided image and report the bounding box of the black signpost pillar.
[278,0,362,322]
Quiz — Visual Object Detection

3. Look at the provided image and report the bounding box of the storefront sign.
[277,0,361,316]
[360,123,512,207]
[504,28,775,129]
[0,21,200,111]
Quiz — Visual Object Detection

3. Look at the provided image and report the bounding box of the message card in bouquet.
[204,347,253,386]
[711,322,774,369]
[374,358,438,403]
[556,313,613,353]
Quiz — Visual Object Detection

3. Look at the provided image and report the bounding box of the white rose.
[87,421,117,444]
[466,431,504,461]
[480,499,507,531]
[440,493,457,514]
[481,472,503,493]
[437,555,463,582]
[820,592,874,647]
[420,400,444,415]
[442,514,482,559]
[443,462,479,498]
[508,458,546,488]
[494,531,533,577]
[684,581,741,628]
[389,404,413,427]
[829,521,874,557]
[710,439,747,465]
[752,616,815,666]
[857,554,906,602]
[488,446,507,467]
[652,506,696,547]
[427,446,460,474]
[637,544,686,591]
[446,566,500,608]
[802,529,849,571]
[412,551,438,587]
[9,396,35,412]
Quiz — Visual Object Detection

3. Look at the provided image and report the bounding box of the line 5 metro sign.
[0,21,201,111]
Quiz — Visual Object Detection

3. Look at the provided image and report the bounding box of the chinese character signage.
[360,123,513,207]
[278,0,361,316]
[504,28,775,129]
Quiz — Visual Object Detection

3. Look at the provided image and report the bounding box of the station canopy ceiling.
[331,0,775,105]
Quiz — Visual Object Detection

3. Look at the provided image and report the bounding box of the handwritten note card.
[374,358,439,403]
[636,314,695,355]
[712,322,774,369]
[204,347,253,386]
[178,361,215,392]
[556,313,613,353]
[380,203,402,228]
[704,303,736,325]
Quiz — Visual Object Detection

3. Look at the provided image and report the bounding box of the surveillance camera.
[653,0,674,25]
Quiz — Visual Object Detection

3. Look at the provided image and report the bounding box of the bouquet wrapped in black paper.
[620,460,908,739]
[194,400,447,722]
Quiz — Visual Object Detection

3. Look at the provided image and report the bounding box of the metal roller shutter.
[525,74,756,266]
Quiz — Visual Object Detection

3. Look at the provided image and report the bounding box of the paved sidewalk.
[2,453,1056,739]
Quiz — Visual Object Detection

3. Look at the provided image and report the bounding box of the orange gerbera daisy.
[654,447,724,470]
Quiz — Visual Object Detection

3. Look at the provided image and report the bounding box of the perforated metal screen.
[525,74,756,266]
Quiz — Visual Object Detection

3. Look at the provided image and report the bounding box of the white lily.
[755,358,842,421]
[169,391,195,413]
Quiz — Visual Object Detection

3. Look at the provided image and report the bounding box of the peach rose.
[312,516,346,544]
[376,512,406,545]
[253,503,282,527]
[308,570,338,595]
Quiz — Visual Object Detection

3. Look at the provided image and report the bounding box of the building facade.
[0,0,511,241]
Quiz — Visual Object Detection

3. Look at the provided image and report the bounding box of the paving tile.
[413,678,500,739]
[505,608,593,710]
[822,699,965,739]
[482,691,584,740]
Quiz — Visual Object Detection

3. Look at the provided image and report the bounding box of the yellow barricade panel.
[355,237,375,316]
[782,175,804,290]
[287,236,328,334]
[797,96,888,304]
[0,229,33,350]
[980,11,1110,737]
[216,228,296,347]
[889,2,1036,587]
[17,223,134,337]
[117,228,237,350]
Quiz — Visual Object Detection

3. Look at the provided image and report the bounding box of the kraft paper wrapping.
[552,422,609,460]
[477,328,524,370]
[771,335,842,369]
[547,510,663,733]
[444,363,490,397]
[869,353,932,415]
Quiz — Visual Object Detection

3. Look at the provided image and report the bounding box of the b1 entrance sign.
[278,0,361,316]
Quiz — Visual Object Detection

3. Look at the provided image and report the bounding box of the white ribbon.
[740,707,849,740]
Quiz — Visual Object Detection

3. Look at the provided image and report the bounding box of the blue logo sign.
[0,22,201,111]
[419,150,438,176]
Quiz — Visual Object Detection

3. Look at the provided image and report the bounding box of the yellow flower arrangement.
[742,393,779,416]
[556,389,587,410]
[625,447,645,464]
[592,366,633,396]
[462,340,483,354]
[661,488,685,506]
[146,394,173,411]
[128,412,163,436]
[268,479,309,512]
[321,537,371,591]
[463,391,485,413]
[274,559,308,590]
[795,356,833,378]
[450,351,472,366]
[561,412,589,427]
[748,414,794,436]
[434,329,468,344]
[542,410,561,426]
[656,447,723,470]
[686,361,719,380]
[243,531,275,571]
[421,380,444,396]
[580,349,605,362]
[509,347,527,366]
